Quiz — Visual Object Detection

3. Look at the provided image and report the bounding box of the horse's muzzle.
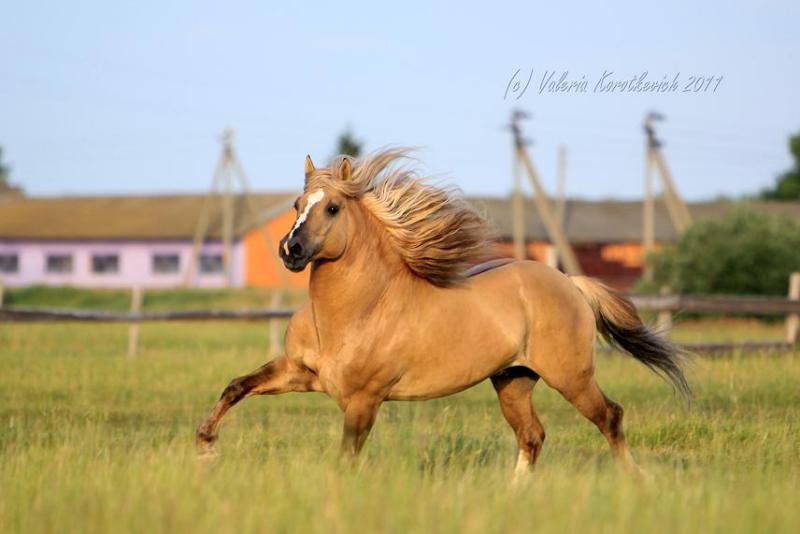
[279,236,312,272]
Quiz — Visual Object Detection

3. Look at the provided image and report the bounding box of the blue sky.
[1,1,798,200]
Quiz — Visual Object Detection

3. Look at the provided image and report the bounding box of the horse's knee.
[221,363,276,400]
[220,377,249,403]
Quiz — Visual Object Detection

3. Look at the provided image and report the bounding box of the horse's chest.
[310,346,399,402]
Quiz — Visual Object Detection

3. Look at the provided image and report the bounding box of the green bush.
[638,205,800,295]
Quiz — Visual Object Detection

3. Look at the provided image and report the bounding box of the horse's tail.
[570,276,691,399]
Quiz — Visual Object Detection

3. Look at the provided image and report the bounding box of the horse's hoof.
[195,429,218,458]
[633,466,655,486]
[510,476,534,491]
[196,441,218,459]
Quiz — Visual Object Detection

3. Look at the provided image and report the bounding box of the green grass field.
[2,285,308,311]
[1,320,798,533]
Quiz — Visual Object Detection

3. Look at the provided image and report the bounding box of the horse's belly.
[386,367,487,400]
[386,352,522,400]
[385,319,522,400]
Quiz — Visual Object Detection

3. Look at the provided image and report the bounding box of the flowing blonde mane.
[306,148,493,287]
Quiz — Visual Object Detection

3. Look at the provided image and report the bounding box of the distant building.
[474,197,800,289]
[0,193,307,289]
[2,194,799,290]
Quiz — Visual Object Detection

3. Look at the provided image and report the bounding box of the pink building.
[0,193,292,288]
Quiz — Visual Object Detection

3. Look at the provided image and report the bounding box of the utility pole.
[510,110,582,275]
[511,131,526,261]
[184,129,288,290]
[643,113,694,281]
[643,122,655,281]
[645,113,693,233]
[556,144,567,229]
[553,145,568,268]
[186,129,236,287]
[221,131,235,287]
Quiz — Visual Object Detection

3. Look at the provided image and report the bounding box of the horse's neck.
[308,204,411,346]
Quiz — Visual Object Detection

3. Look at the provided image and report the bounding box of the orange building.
[243,206,309,289]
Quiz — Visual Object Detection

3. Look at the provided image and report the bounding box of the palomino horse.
[196,149,689,477]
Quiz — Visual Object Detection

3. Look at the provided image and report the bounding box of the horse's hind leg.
[557,377,641,475]
[491,367,546,481]
[195,356,316,455]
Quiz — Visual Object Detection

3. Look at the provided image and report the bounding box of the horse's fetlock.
[608,400,624,424]
[196,426,217,444]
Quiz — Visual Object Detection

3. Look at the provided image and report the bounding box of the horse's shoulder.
[289,302,312,321]
[286,304,315,347]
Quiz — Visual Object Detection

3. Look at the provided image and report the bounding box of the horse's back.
[464,258,515,278]
[465,259,576,298]
[472,259,595,334]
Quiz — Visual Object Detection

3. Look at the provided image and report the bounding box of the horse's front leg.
[195,355,317,455]
[339,395,383,458]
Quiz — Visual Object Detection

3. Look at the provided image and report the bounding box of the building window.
[0,254,19,274]
[152,253,180,274]
[199,254,224,274]
[46,254,73,274]
[92,254,119,274]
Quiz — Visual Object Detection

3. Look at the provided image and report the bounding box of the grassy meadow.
[2,285,308,311]
[0,319,798,533]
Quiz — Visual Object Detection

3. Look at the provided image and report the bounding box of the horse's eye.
[327,204,340,216]
[293,199,300,211]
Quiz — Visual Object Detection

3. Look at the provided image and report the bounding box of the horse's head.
[278,155,354,272]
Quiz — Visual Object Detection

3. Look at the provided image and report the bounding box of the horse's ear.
[304,155,315,176]
[339,158,352,182]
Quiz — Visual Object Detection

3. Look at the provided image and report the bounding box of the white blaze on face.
[284,189,325,255]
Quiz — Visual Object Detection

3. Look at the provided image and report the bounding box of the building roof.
[472,197,800,243]
[1,192,799,243]
[0,193,294,240]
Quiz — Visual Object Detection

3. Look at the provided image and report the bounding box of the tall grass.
[1,322,798,533]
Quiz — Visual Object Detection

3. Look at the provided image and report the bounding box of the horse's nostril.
[289,241,304,258]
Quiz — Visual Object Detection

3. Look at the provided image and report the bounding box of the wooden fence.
[0,273,798,355]
[0,306,296,322]
[627,271,800,350]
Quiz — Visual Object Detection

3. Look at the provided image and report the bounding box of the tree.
[639,205,800,295]
[334,127,363,158]
[0,146,10,186]
[761,131,800,200]
[0,146,23,195]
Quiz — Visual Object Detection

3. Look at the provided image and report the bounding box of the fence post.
[269,291,283,356]
[544,245,559,269]
[787,272,800,345]
[128,286,142,357]
[657,285,673,334]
